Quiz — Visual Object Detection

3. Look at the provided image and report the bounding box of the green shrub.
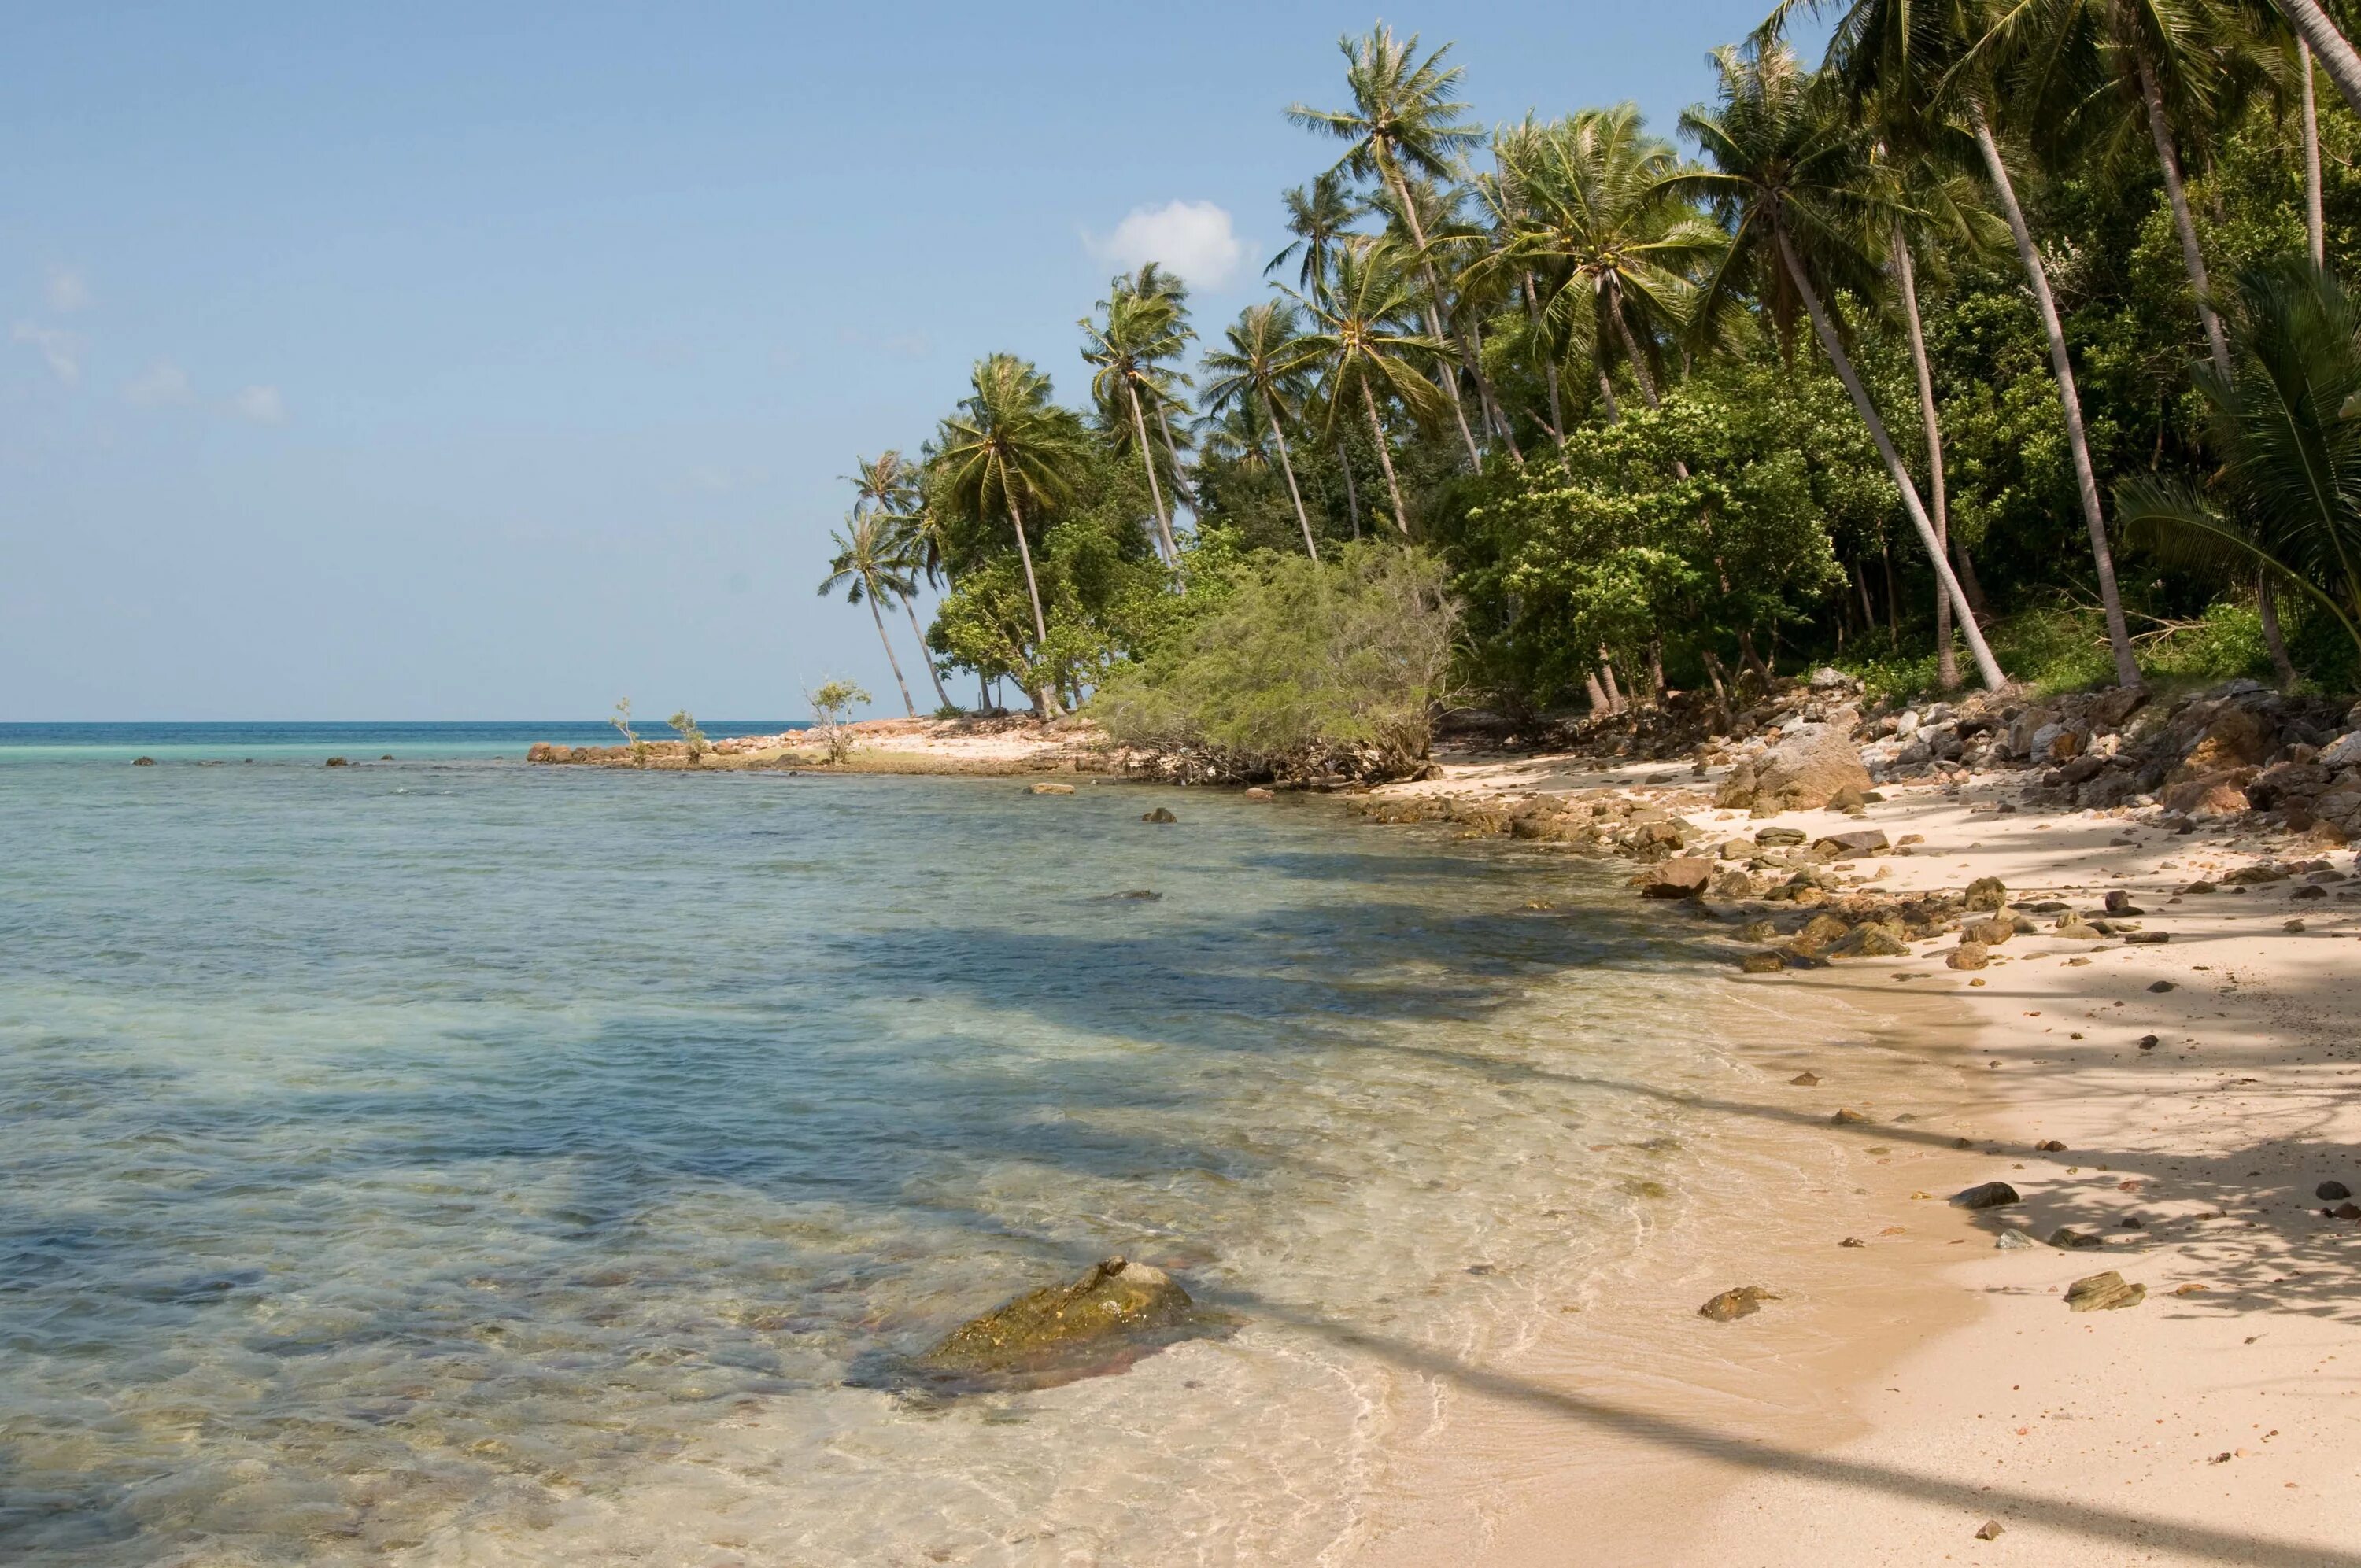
[1093,544,1458,773]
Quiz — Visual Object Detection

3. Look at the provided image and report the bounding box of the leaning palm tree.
[817,511,921,718]
[1289,25,1490,467]
[1201,301,1322,559]
[2276,0,2361,117]
[1672,40,2004,688]
[1772,0,2136,681]
[2116,260,2361,663]
[844,450,956,712]
[931,355,1089,715]
[1288,243,1450,537]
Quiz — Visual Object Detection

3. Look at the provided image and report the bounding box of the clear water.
[0,725,1763,1566]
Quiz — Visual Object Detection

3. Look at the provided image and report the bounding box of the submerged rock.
[131,756,157,766]
[914,1257,1199,1389]
[1698,1286,1779,1321]
[1028,782,1076,795]
[1141,806,1179,823]
[2065,1271,2145,1312]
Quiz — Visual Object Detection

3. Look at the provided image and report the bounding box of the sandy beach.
[1334,729,2361,1564]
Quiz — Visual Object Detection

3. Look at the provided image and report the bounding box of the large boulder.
[1713,759,1760,810]
[1640,858,1714,898]
[917,1257,1198,1388]
[1749,714,1871,814]
[2319,730,2361,769]
[2171,703,2272,782]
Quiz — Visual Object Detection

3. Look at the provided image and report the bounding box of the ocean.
[0,722,1763,1565]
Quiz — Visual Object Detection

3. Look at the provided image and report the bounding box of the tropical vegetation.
[817,8,2361,746]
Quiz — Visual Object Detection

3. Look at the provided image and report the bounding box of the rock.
[1754,825,1807,847]
[1787,912,1851,954]
[2222,863,2289,885]
[1142,806,1179,823]
[324,756,349,767]
[2049,1227,2106,1250]
[2319,1181,2352,1201]
[1827,784,1868,814]
[1713,759,1760,810]
[1809,666,1857,692]
[1641,858,1713,898]
[1751,716,1872,813]
[2162,777,2252,819]
[2123,931,2171,945]
[2292,884,2326,901]
[1698,1286,1779,1321]
[1717,837,1755,860]
[1741,920,1779,942]
[2180,880,2217,894]
[1839,1235,1866,1247]
[1029,782,1076,795]
[2146,980,2176,992]
[2064,1271,2145,1312]
[1947,940,1990,971]
[917,1257,1196,1385]
[2319,730,2361,769]
[1995,1230,2036,1251]
[1831,1108,1872,1125]
[2053,914,2105,940]
[1812,828,1890,858]
[1789,1072,1820,1086]
[1952,1182,2022,1210]
[1838,922,1911,958]
[2037,1139,2067,1152]
[131,756,157,766]
[1965,917,2015,946]
[1975,1519,2005,1540]
[1963,876,2008,913]
[1739,951,1786,973]
[1707,868,1757,900]
[2138,1034,2160,1049]
[2336,1202,2361,1220]
[1243,787,1274,801]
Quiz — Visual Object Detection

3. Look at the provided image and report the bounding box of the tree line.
[821,6,2361,723]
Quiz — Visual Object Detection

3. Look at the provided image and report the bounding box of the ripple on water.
[0,758,1746,1564]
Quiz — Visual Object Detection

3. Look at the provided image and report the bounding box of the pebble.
[1975,1520,2004,1540]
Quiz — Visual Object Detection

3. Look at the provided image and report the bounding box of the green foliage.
[807,681,872,763]
[667,710,708,762]
[1094,544,1460,772]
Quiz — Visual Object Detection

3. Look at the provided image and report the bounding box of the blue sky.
[2,2,1816,719]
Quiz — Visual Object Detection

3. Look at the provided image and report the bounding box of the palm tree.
[2276,0,2361,118]
[1123,263,1202,511]
[1775,0,2142,687]
[2117,260,2361,662]
[1081,289,1185,563]
[1202,301,1322,559]
[818,511,920,718]
[1288,243,1450,537]
[1673,40,2005,688]
[1289,25,1490,468]
[845,450,957,712]
[931,355,1089,715]
[1266,172,1363,290]
[1492,105,1727,414]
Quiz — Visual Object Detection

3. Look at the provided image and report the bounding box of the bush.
[1093,543,1458,778]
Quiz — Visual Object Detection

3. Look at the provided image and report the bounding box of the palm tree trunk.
[2304,39,2326,268]
[1600,655,1625,712]
[1268,406,1319,562]
[1338,440,1363,537]
[2259,574,2298,688]
[1609,287,1665,410]
[900,594,954,712]
[1361,378,1413,537]
[1970,104,2138,688]
[1466,315,1524,464]
[2276,0,2361,121]
[1003,490,1059,717]
[865,593,917,716]
[1152,397,1195,511]
[1380,163,1486,468]
[1585,670,1610,714]
[1893,226,1961,692]
[1775,223,2006,690]
[1126,382,1179,562]
[2136,51,2234,384]
[1524,269,1566,448]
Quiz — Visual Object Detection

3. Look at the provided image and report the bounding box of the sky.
[1,1,1820,720]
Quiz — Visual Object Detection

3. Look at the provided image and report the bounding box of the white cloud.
[1085,200,1247,289]
[46,266,91,313]
[228,385,286,425]
[12,321,83,383]
[124,360,195,408]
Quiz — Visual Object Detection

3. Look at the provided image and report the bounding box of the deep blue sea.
[0,721,1792,1565]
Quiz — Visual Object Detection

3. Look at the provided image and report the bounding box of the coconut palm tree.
[1081,289,1185,563]
[1118,263,1202,515]
[1772,0,2141,687]
[2116,259,2361,662]
[1288,25,1491,468]
[1201,301,1322,559]
[1288,242,1450,536]
[1266,172,1363,290]
[844,450,957,712]
[931,355,1089,715]
[2276,0,2361,115]
[1672,40,2006,688]
[817,511,921,718]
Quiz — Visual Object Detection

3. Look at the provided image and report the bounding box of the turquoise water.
[0,726,1756,1565]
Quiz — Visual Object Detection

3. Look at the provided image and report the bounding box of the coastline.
[1339,744,2361,1564]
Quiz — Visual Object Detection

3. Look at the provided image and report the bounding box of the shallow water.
[2,729,1766,1565]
